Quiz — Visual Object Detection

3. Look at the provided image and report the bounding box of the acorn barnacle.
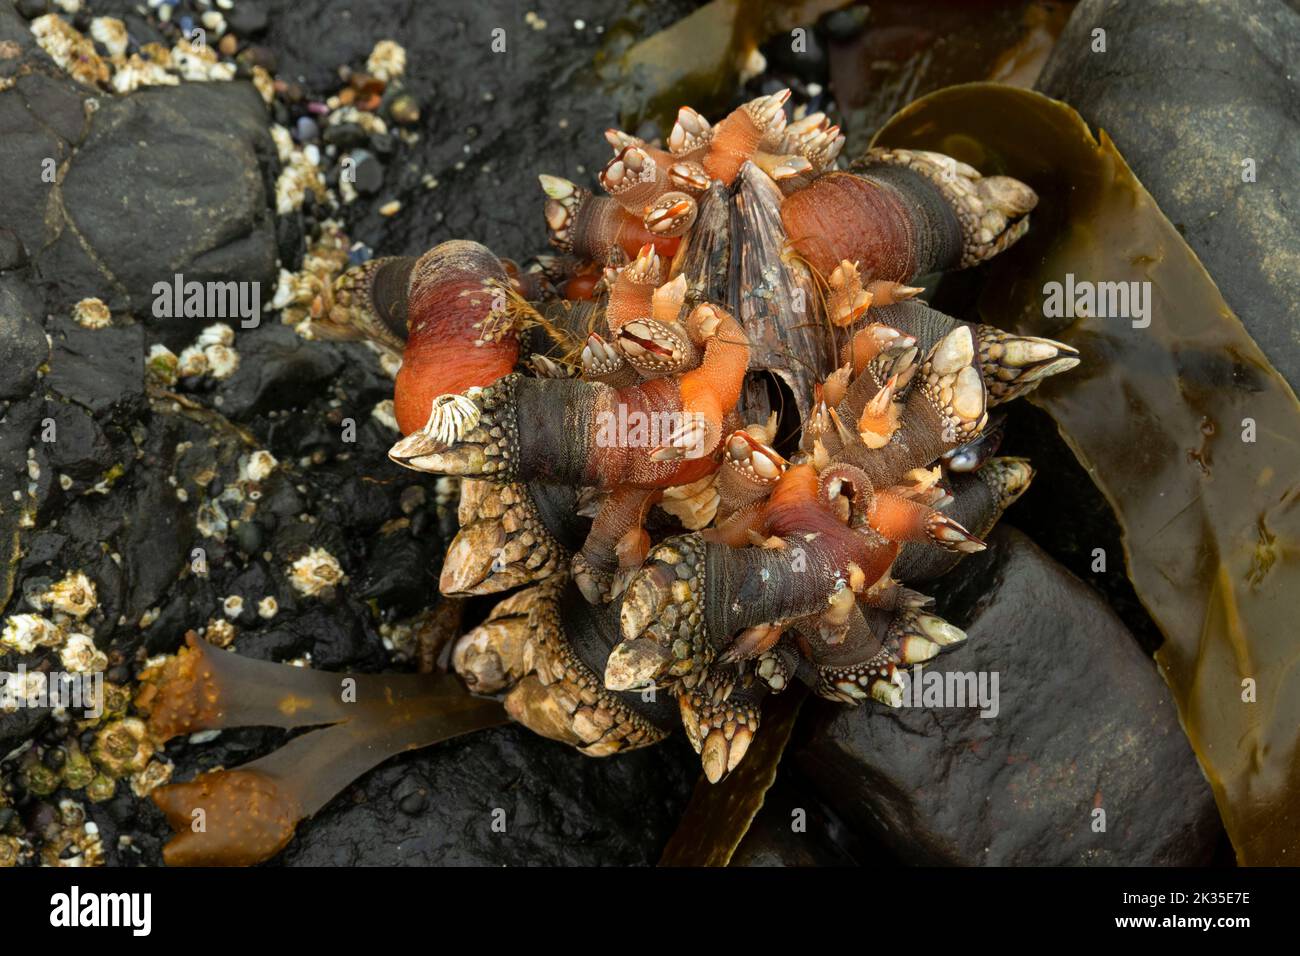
[338,90,1080,782]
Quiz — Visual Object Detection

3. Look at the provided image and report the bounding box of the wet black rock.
[0,27,279,349]
[244,0,695,259]
[792,527,1222,866]
[60,82,279,346]
[0,280,47,400]
[0,227,28,272]
[349,150,383,196]
[1038,0,1300,387]
[275,726,697,866]
[44,319,144,415]
[227,0,269,38]
[216,323,344,419]
[40,403,111,483]
[730,776,862,866]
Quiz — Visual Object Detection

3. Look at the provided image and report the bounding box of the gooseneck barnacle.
[330,88,1079,783]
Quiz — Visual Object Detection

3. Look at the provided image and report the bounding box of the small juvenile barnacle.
[38,571,98,620]
[365,39,407,82]
[60,744,96,791]
[240,450,278,483]
[177,344,209,378]
[71,297,112,329]
[129,759,174,799]
[59,633,107,674]
[203,343,240,380]
[91,718,155,779]
[0,613,61,653]
[88,16,128,58]
[145,344,179,386]
[0,836,23,868]
[205,618,236,648]
[288,547,346,597]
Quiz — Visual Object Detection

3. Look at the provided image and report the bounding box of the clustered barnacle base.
[341,90,1080,782]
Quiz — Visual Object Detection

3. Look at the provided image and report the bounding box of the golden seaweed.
[874,82,1300,865]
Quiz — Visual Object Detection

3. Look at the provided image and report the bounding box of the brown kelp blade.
[608,0,848,133]
[659,685,804,867]
[143,635,505,865]
[875,83,1300,865]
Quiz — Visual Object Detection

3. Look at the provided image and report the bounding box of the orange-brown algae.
[135,632,224,743]
[152,770,303,867]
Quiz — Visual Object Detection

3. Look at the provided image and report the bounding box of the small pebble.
[398,791,427,815]
[350,151,383,196]
[369,131,397,159]
[237,44,277,72]
[226,0,268,37]
[322,122,367,149]
[387,92,420,125]
[15,0,48,21]
[295,115,319,143]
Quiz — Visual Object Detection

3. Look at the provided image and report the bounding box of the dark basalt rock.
[43,318,144,415]
[226,0,269,39]
[58,81,279,346]
[231,0,695,260]
[0,279,48,401]
[730,776,863,867]
[792,526,1222,866]
[272,726,697,866]
[216,323,345,419]
[1038,0,1300,388]
[0,18,279,350]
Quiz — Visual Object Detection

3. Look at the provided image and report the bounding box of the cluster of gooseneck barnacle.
[333,89,1079,782]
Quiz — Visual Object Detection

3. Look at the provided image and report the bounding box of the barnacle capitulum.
[338,89,1082,784]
